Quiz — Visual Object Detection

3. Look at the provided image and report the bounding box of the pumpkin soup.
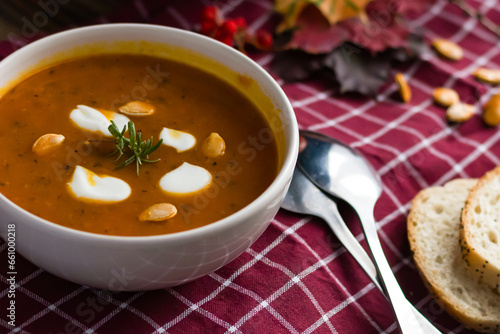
[0,54,278,236]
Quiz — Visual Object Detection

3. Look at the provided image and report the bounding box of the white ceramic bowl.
[0,24,298,290]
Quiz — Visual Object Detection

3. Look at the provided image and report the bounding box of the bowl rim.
[0,23,299,243]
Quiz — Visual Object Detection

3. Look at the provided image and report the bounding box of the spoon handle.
[319,202,441,333]
[319,201,384,292]
[356,208,429,334]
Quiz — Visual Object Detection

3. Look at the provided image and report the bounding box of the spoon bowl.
[298,131,382,204]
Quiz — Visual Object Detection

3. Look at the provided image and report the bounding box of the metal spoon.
[282,168,384,292]
[282,167,440,333]
[296,130,439,334]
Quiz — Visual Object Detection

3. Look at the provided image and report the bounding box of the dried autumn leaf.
[271,42,410,95]
[270,0,433,96]
[271,50,326,81]
[275,0,309,31]
[324,43,391,95]
[283,5,345,53]
[275,0,371,31]
[277,0,431,54]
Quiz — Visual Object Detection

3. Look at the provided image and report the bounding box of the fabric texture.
[1,0,500,333]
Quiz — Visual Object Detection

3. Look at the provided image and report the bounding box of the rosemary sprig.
[108,120,163,175]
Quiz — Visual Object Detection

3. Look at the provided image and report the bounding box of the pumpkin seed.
[483,94,500,126]
[432,39,463,61]
[119,101,155,117]
[395,73,411,103]
[433,87,460,107]
[202,133,226,158]
[473,67,500,85]
[446,103,475,122]
[32,134,65,155]
[139,203,177,222]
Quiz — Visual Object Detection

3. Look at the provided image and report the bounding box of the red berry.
[255,30,273,50]
[234,17,247,29]
[200,20,217,36]
[215,25,235,40]
[215,28,235,44]
[221,20,238,35]
[219,36,234,46]
[201,6,218,22]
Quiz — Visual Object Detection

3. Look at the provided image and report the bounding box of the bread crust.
[408,179,500,333]
[461,166,500,294]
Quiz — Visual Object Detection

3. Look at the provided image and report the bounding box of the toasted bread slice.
[461,166,500,294]
[409,179,500,333]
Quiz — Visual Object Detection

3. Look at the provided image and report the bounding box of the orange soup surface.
[0,54,278,236]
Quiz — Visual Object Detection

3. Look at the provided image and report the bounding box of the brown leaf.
[275,0,432,54]
[271,42,397,96]
[284,5,347,53]
[271,50,326,81]
[324,43,391,95]
[275,0,371,31]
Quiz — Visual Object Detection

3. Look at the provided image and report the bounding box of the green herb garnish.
[108,120,163,175]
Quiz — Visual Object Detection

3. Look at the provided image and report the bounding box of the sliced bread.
[461,166,500,294]
[408,179,500,333]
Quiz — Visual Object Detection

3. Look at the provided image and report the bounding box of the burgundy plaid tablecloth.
[1,0,500,333]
